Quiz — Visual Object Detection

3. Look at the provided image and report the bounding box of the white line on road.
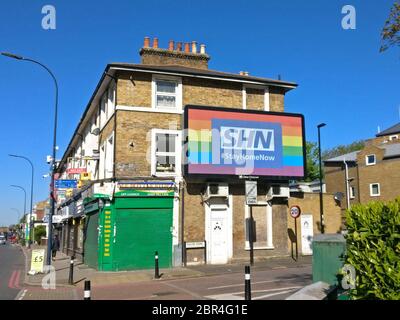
[204,286,301,300]
[208,278,298,290]
[252,288,299,300]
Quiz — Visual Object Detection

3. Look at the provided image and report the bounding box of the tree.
[34,225,47,245]
[380,2,400,52]
[305,141,320,182]
[322,140,365,161]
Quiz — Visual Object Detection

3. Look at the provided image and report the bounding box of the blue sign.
[55,179,77,189]
[212,119,283,169]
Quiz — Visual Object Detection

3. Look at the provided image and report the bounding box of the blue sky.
[0,0,399,226]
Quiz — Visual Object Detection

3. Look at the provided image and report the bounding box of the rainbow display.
[184,106,305,178]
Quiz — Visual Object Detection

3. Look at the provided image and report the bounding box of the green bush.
[34,225,47,245]
[345,198,400,300]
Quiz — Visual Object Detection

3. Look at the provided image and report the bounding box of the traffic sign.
[290,205,301,219]
[245,181,257,205]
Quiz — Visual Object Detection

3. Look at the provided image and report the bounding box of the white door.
[207,200,229,264]
[301,214,313,255]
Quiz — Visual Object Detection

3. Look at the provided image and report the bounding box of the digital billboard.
[184,105,306,179]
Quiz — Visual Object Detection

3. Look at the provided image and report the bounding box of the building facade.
[54,37,306,270]
[324,123,400,216]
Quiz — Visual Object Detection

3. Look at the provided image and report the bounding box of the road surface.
[0,243,24,300]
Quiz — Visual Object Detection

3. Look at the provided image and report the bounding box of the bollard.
[84,280,91,300]
[68,255,75,285]
[245,265,251,300]
[154,251,160,279]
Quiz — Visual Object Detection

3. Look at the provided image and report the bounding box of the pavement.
[16,244,312,300]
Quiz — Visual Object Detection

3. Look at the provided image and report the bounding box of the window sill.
[244,246,275,251]
[116,105,183,114]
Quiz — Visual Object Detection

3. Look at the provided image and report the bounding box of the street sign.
[30,249,45,273]
[290,205,301,219]
[245,180,258,205]
[66,168,87,174]
[185,241,205,249]
[55,179,77,189]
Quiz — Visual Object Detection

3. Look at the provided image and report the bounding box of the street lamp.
[317,123,326,234]
[2,52,58,266]
[10,184,27,243]
[9,154,34,248]
[10,207,21,222]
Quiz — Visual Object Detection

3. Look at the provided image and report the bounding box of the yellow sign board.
[30,249,45,273]
[80,172,91,181]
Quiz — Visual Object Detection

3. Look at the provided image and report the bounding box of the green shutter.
[83,211,99,268]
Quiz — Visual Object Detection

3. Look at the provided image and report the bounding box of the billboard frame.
[183,105,307,181]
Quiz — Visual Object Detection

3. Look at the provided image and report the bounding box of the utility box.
[312,234,346,286]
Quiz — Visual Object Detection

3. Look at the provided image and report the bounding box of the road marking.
[8,270,17,289]
[208,278,298,290]
[252,288,299,300]
[18,289,27,300]
[164,281,205,300]
[14,270,21,289]
[205,286,301,300]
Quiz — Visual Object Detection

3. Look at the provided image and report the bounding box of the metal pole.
[154,251,160,279]
[245,265,251,300]
[1,53,58,265]
[317,123,326,234]
[249,207,254,266]
[294,217,298,261]
[9,155,34,248]
[68,255,74,285]
[84,280,91,300]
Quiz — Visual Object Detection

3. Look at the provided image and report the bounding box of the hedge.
[345,198,400,300]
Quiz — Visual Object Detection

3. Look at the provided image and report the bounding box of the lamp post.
[2,52,58,265]
[11,208,21,240]
[10,185,27,243]
[317,123,326,234]
[9,154,34,248]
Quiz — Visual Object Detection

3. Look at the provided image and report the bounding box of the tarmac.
[16,244,312,300]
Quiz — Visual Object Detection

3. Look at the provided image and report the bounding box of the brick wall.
[246,88,265,111]
[288,193,343,254]
[117,72,152,107]
[269,87,285,112]
[115,110,181,177]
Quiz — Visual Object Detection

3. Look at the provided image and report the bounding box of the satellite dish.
[334,192,344,201]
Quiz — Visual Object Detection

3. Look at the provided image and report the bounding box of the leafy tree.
[34,225,47,244]
[304,141,320,182]
[380,2,400,52]
[322,140,365,161]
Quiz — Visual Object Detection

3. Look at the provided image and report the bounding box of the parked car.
[0,235,6,245]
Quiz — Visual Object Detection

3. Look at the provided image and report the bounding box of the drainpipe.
[343,159,350,209]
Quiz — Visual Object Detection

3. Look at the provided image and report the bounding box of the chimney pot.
[191,41,197,53]
[184,42,190,53]
[168,40,174,51]
[144,37,150,48]
[176,42,182,51]
[153,37,159,49]
[200,44,206,54]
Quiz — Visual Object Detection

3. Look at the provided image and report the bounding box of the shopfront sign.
[55,179,78,189]
[30,249,45,273]
[184,105,306,179]
[66,168,87,174]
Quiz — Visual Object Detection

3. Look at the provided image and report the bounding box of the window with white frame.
[350,186,355,199]
[100,93,107,128]
[99,143,105,179]
[107,81,116,119]
[104,134,114,179]
[152,76,182,110]
[152,129,181,176]
[366,154,376,166]
[370,183,380,196]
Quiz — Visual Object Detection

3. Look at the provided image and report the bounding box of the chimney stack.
[144,37,150,48]
[140,37,210,70]
[191,41,197,54]
[153,37,159,48]
[168,40,174,51]
[184,42,190,53]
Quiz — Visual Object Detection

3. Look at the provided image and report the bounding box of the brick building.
[54,37,308,270]
[324,122,400,217]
